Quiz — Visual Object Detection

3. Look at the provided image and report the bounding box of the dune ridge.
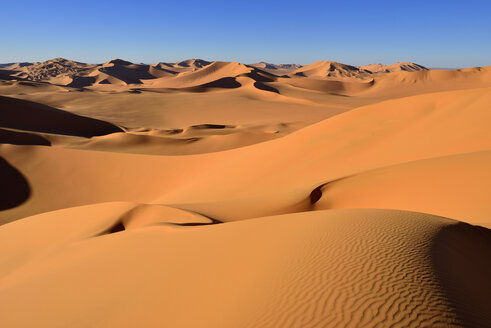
[0,207,489,327]
[359,62,428,73]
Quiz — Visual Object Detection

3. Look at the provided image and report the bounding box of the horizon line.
[1,57,487,70]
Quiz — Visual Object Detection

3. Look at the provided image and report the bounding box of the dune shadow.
[242,70,276,82]
[308,176,350,209]
[135,77,241,94]
[0,128,51,146]
[431,222,491,327]
[180,77,241,92]
[0,157,30,211]
[253,81,280,94]
[169,217,222,226]
[67,76,96,88]
[0,70,21,80]
[93,212,222,237]
[199,77,241,89]
[142,218,223,228]
[99,220,126,236]
[190,123,235,130]
[0,95,123,137]
[99,65,156,84]
[309,184,325,205]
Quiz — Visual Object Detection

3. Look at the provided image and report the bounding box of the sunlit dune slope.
[290,60,369,79]
[0,207,490,327]
[314,150,491,228]
[1,87,490,225]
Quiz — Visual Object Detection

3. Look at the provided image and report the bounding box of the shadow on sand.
[0,157,30,211]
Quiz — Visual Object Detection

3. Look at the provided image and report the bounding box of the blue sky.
[2,0,490,68]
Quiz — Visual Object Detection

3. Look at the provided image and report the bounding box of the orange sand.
[1,58,491,327]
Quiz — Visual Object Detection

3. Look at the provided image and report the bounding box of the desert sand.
[0,58,490,327]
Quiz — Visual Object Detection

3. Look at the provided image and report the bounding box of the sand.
[0,58,490,327]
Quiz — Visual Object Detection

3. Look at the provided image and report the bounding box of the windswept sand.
[0,58,491,327]
[0,206,490,327]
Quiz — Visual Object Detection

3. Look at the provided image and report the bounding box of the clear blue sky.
[2,0,490,68]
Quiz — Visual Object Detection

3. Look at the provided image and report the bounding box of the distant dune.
[359,62,428,73]
[0,57,490,327]
[289,60,371,79]
[249,62,303,75]
[1,57,430,89]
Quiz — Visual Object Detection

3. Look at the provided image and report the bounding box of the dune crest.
[0,208,489,327]
[360,62,428,73]
[289,60,370,79]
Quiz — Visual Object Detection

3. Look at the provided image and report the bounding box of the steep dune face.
[0,157,30,212]
[0,95,123,137]
[0,128,51,146]
[96,59,156,84]
[0,207,489,327]
[290,61,370,79]
[147,61,252,88]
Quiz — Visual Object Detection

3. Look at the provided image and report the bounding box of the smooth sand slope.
[0,58,491,327]
[314,150,491,228]
[1,86,491,224]
[0,207,490,327]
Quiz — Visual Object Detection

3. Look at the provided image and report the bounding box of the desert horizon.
[1,0,491,327]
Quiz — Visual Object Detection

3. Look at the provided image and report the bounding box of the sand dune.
[360,66,491,99]
[3,58,488,101]
[96,60,157,84]
[359,62,428,73]
[14,57,95,82]
[144,61,253,88]
[0,128,51,146]
[314,150,491,228]
[0,58,432,90]
[279,76,374,95]
[156,58,212,72]
[153,86,491,222]
[249,62,303,75]
[0,95,122,137]
[0,207,489,327]
[60,123,298,155]
[0,57,491,327]
[290,61,370,79]
[1,86,491,226]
